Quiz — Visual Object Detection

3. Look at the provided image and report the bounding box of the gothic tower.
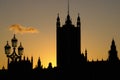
[56,1,83,69]
[108,39,119,62]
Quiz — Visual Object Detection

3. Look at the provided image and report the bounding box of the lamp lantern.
[4,41,11,55]
[18,42,24,56]
[11,34,18,47]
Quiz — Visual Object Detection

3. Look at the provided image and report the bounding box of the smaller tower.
[37,57,42,68]
[108,39,119,62]
[31,56,33,69]
[48,62,52,69]
[85,49,87,61]
[77,13,81,27]
[56,14,61,27]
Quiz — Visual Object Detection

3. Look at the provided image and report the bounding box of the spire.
[112,38,115,45]
[56,13,60,27]
[57,13,60,21]
[38,57,42,68]
[77,13,81,27]
[111,39,116,50]
[108,39,119,62]
[68,0,70,15]
[77,13,80,21]
[31,56,33,69]
[85,49,87,61]
[65,0,72,25]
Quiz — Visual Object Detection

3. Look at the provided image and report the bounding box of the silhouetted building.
[56,13,86,69]
[0,5,120,80]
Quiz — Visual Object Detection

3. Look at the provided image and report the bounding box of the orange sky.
[0,0,120,69]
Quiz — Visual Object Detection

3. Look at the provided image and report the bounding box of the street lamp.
[4,34,24,62]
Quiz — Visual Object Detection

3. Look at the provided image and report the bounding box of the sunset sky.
[0,0,120,69]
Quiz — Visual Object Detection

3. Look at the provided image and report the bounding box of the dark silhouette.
[0,9,120,80]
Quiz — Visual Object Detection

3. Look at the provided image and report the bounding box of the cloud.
[9,24,39,34]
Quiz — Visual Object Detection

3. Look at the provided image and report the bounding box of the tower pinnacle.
[65,0,72,25]
[56,13,60,27]
[108,39,119,62]
[77,13,81,27]
[68,0,70,15]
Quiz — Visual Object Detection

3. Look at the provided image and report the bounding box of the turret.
[31,56,33,69]
[48,62,52,69]
[77,13,81,27]
[85,49,87,61]
[56,14,61,27]
[37,57,42,68]
[108,39,119,62]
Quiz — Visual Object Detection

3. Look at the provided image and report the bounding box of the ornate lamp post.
[4,34,24,62]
